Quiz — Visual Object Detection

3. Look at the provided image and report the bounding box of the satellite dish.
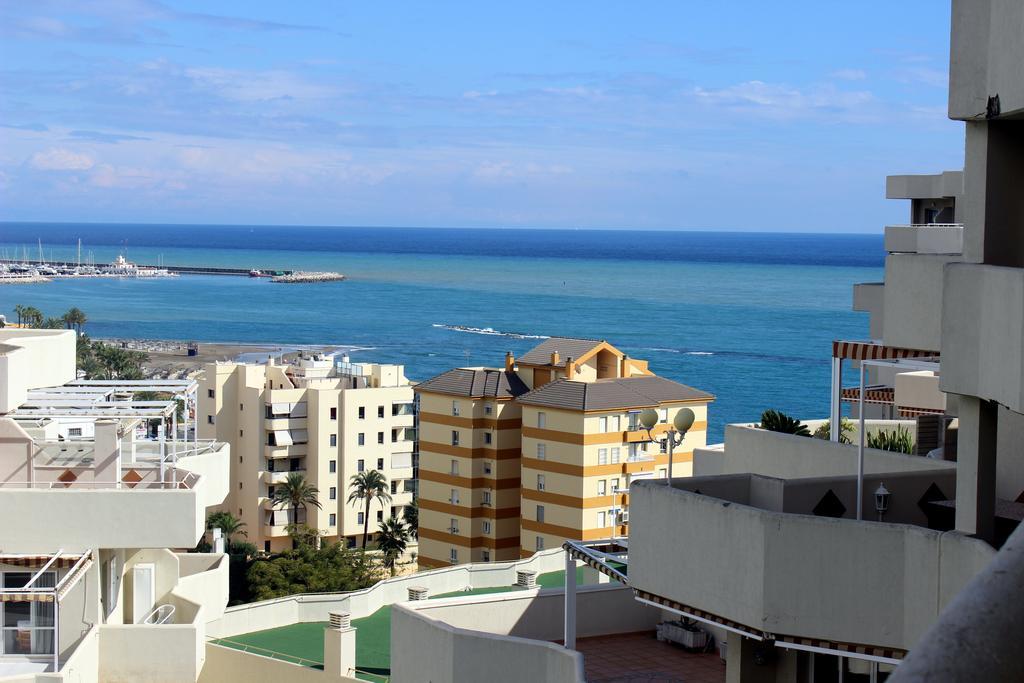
[639,409,659,430]
[673,408,696,433]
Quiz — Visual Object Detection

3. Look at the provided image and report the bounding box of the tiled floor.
[576,632,726,683]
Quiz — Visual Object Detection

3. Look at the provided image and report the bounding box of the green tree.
[813,418,855,444]
[62,307,87,333]
[41,317,64,329]
[403,499,419,539]
[207,511,247,540]
[245,542,376,602]
[21,306,43,327]
[758,409,811,437]
[14,304,24,327]
[271,472,322,533]
[377,517,411,576]
[348,470,392,550]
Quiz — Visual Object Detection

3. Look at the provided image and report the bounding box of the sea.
[0,223,883,442]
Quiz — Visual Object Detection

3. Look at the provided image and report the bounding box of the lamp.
[874,482,890,521]
[638,407,696,486]
[639,409,659,430]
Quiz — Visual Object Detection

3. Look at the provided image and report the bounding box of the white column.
[564,551,577,650]
[856,364,866,520]
[324,613,357,679]
[830,356,842,442]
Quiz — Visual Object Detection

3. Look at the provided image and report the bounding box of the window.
[628,443,639,460]
[597,511,606,528]
[68,427,82,437]
[240,403,244,411]
[357,459,365,472]
[484,403,493,415]
[658,468,667,478]
[537,412,546,428]
[612,415,621,431]
[536,505,545,523]
[449,517,459,533]
[358,407,365,419]
[537,443,546,460]
[330,407,337,420]
[535,536,545,551]
[392,429,398,443]
[3,570,57,655]
[357,512,364,525]
[391,480,398,494]
[610,478,620,493]
[452,401,460,416]
[450,460,459,475]
[597,480,606,496]
[329,487,337,500]
[482,550,491,562]
[483,490,492,506]
[483,461,493,475]
[450,489,459,504]
[377,432,384,445]
[378,405,385,419]
[537,474,545,491]
[264,540,271,552]
[598,448,608,465]
[483,520,492,534]
[599,416,607,432]
[207,415,215,424]
[660,408,668,423]
[330,434,337,447]
[267,485,275,498]
[484,432,492,445]
[329,460,336,473]
[329,513,336,526]
[450,548,458,564]
[358,433,365,446]
[377,510,383,522]
[377,458,384,470]
[451,430,460,446]
[610,447,620,464]
[208,388,215,398]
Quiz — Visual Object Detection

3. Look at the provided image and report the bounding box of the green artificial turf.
[212,567,596,680]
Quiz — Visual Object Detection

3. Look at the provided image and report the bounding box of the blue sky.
[0,1,963,232]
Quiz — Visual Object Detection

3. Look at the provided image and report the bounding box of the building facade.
[415,338,712,568]
[199,354,416,553]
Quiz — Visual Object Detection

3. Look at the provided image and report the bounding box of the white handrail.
[144,604,175,625]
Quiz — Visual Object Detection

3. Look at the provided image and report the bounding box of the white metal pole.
[159,423,166,487]
[857,364,866,521]
[53,598,59,671]
[564,550,577,650]
[667,430,674,484]
[830,356,842,442]
[172,406,178,464]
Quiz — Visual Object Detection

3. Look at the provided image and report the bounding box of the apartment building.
[199,354,416,553]
[0,328,230,682]
[415,337,712,568]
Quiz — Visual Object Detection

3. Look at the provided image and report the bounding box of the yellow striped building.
[415,338,712,568]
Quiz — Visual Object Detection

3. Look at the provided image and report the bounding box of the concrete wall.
[207,548,567,638]
[98,620,202,683]
[949,0,1024,120]
[882,253,961,352]
[0,329,77,414]
[852,282,885,340]
[884,225,963,255]
[628,481,995,652]
[391,596,586,683]
[173,554,229,624]
[693,424,955,481]
[200,644,358,683]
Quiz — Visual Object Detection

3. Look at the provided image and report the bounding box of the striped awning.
[898,406,946,418]
[0,555,80,569]
[56,556,93,601]
[840,386,895,405]
[774,634,905,662]
[563,541,628,584]
[832,340,937,361]
[634,588,767,640]
[0,592,54,603]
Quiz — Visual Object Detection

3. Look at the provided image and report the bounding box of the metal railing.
[144,604,176,625]
[888,223,964,228]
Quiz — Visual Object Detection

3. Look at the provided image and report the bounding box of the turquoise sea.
[0,224,883,442]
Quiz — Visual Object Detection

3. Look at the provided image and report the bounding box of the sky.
[0,1,964,232]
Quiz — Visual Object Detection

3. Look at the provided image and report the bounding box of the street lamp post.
[639,407,696,484]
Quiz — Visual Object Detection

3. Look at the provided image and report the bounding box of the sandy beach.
[96,338,345,379]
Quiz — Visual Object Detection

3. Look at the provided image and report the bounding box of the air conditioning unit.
[620,511,629,523]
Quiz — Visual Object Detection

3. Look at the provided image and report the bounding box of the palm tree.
[758,409,811,437]
[62,307,87,333]
[377,517,410,575]
[21,306,43,328]
[404,500,419,539]
[271,472,322,531]
[348,470,391,549]
[14,304,24,327]
[207,511,247,540]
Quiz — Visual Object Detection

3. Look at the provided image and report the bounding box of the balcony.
[941,262,1024,413]
[264,444,307,459]
[882,252,959,351]
[0,429,230,551]
[627,473,995,656]
[261,468,305,485]
[884,224,963,255]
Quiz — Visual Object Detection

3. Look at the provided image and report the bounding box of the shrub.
[813,418,854,444]
[759,409,810,437]
[867,425,915,454]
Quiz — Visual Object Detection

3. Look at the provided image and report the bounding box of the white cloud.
[29,147,95,170]
[831,68,867,81]
[692,80,875,121]
[184,67,339,102]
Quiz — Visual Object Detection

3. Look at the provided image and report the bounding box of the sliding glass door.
[1,572,56,656]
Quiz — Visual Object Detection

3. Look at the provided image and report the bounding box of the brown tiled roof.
[518,337,607,367]
[516,376,713,411]
[414,368,529,399]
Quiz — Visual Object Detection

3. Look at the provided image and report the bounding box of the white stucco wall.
[0,329,77,414]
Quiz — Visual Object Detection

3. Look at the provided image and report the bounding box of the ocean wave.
[643,347,681,354]
[432,324,549,340]
[685,351,714,356]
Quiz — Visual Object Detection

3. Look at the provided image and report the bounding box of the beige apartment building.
[199,354,416,553]
[415,337,712,568]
